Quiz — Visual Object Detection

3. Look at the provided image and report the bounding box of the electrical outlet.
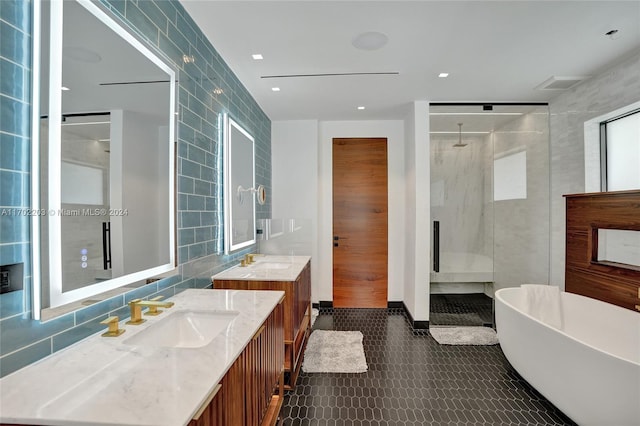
[0,263,23,294]
[0,271,9,291]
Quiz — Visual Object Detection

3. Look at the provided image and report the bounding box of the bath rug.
[430,326,499,345]
[302,330,368,373]
[311,308,319,327]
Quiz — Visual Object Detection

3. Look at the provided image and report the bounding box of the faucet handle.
[145,296,166,316]
[101,316,125,337]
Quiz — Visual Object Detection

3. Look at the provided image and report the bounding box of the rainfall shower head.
[453,123,468,147]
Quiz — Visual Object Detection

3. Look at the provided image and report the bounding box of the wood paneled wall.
[565,190,640,312]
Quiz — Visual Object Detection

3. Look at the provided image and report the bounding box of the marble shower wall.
[430,134,492,259]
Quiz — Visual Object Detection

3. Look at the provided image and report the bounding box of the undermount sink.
[252,262,291,270]
[123,310,239,348]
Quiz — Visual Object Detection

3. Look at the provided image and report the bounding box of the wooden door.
[333,138,388,308]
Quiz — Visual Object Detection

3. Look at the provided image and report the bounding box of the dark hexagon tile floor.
[430,294,494,326]
[281,308,575,425]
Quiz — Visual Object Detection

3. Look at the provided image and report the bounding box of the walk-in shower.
[429,103,550,326]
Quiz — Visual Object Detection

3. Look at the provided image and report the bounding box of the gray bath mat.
[430,326,499,345]
[302,330,368,373]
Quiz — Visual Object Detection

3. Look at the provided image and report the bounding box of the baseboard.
[402,301,429,329]
[317,301,405,309]
[316,300,429,329]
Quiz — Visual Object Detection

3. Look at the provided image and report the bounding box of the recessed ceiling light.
[252,54,264,60]
[182,54,195,64]
[271,87,280,92]
[61,86,70,91]
[438,73,449,78]
[357,106,366,110]
[213,88,223,95]
[352,32,388,51]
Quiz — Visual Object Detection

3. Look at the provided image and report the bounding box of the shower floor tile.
[430,293,494,326]
[281,308,575,425]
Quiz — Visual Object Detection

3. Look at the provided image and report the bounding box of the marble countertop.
[0,289,284,426]
[212,254,310,282]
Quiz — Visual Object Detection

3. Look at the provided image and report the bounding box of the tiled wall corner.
[0,0,271,377]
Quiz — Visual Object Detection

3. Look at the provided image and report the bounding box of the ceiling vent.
[535,76,588,91]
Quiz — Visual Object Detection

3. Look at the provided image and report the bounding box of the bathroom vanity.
[213,255,311,389]
[0,289,285,426]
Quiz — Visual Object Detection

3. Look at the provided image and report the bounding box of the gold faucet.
[126,297,174,325]
[144,296,174,316]
[101,316,125,337]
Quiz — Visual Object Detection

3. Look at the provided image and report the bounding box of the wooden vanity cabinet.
[214,261,311,389]
[190,299,284,426]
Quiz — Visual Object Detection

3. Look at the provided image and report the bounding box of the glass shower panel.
[492,105,550,293]
[429,104,550,326]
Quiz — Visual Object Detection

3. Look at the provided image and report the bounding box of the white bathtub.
[495,287,640,426]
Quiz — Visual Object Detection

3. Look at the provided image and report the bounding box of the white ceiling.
[181,1,640,122]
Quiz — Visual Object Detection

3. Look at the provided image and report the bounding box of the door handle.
[433,221,440,273]
[333,236,348,240]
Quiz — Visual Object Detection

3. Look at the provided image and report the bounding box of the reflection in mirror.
[35,0,176,319]
[224,116,256,253]
[257,218,312,256]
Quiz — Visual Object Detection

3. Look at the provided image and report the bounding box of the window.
[494,151,527,201]
[601,109,640,191]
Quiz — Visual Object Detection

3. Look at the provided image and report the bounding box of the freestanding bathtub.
[495,287,640,426]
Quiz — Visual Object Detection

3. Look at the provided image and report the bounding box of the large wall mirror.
[223,116,258,253]
[33,0,177,320]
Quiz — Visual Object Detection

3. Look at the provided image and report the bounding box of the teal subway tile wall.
[0,0,271,377]
[0,0,33,334]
